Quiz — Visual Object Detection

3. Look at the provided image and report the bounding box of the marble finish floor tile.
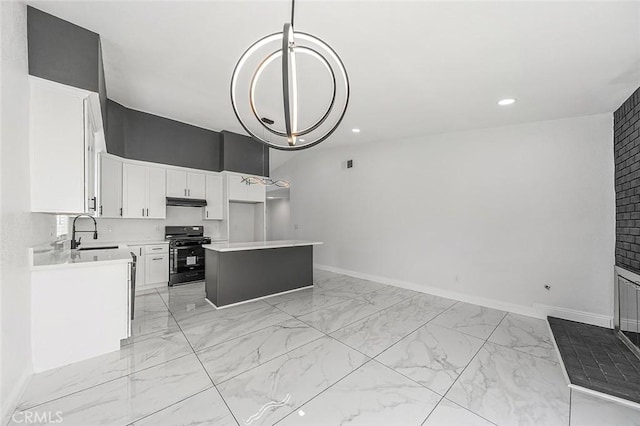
[431,302,506,340]
[9,355,212,426]
[134,292,170,317]
[423,398,496,426]
[262,287,325,306]
[197,318,324,384]
[175,299,272,329]
[277,361,441,426]
[355,285,418,310]
[312,271,356,290]
[218,336,369,426]
[297,297,386,334]
[17,330,193,410]
[331,294,456,357]
[376,323,484,395]
[132,388,238,426]
[323,279,390,297]
[180,304,294,351]
[272,291,353,316]
[446,342,570,426]
[170,298,218,322]
[131,309,180,337]
[569,389,640,426]
[488,313,557,362]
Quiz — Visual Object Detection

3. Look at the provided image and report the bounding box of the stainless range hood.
[166,197,207,207]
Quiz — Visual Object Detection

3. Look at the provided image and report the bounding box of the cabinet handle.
[89,196,97,211]
[99,205,103,215]
[184,188,187,196]
[152,247,162,250]
[120,207,123,216]
[188,189,191,196]
[152,257,163,261]
[142,208,145,217]
[206,211,208,218]
[146,208,149,216]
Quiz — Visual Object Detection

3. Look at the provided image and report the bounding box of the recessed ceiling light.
[498,98,516,106]
[352,128,361,133]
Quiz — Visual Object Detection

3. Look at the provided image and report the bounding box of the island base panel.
[206,245,313,307]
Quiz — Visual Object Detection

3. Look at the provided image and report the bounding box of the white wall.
[275,114,615,320]
[72,206,224,244]
[267,198,292,240]
[0,2,57,421]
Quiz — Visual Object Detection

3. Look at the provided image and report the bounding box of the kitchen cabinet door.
[146,167,166,219]
[100,154,122,218]
[166,170,187,198]
[246,181,266,203]
[84,102,98,214]
[187,172,206,199]
[145,253,169,284]
[227,174,247,201]
[122,164,146,218]
[204,174,223,220]
[30,79,87,214]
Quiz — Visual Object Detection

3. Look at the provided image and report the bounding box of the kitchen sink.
[76,246,120,251]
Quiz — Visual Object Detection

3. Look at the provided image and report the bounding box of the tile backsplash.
[67,206,224,243]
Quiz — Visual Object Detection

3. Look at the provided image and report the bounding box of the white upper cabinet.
[146,167,166,219]
[166,170,188,198]
[122,164,166,219]
[204,174,223,220]
[166,170,206,199]
[99,154,123,218]
[187,172,206,199]
[227,173,266,203]
[30,78,105,214]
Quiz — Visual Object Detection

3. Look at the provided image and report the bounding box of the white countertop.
[203,240,322,252]
[31,241,134,271]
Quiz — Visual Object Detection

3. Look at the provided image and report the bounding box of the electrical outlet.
[544,284,551,291]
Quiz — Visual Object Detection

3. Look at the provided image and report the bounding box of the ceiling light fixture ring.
[248,45,337,139]
[230,0,350,151]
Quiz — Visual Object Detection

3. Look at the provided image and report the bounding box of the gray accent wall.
[220,131,270,177]
[27,6,100,93]
[106,100,222,172]
[125,106,221,172]
[106,101,270,175]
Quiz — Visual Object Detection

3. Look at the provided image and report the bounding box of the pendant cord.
[290,0,296,28]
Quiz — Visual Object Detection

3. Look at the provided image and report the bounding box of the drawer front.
[144,243,169,255]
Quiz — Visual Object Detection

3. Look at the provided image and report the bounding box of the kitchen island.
[202,240,322,307]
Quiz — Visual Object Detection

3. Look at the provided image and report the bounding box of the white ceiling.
[29,1,640,171]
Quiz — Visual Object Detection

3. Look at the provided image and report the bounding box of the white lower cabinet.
[128,243,169,290]
[31,262,129,372]
[145,253,169,285]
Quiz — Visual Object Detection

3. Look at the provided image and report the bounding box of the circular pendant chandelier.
[230,0,350,150]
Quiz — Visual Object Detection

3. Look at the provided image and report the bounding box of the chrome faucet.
[71,214,98,249]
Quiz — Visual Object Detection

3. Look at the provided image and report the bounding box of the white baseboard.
[534,304,612,328]
[314,264,613,327]
[1,369,32,424]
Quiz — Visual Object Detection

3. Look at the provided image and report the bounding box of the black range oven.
[165,226,211,286]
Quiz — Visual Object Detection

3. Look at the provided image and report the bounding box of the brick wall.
[614,87,640,273]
